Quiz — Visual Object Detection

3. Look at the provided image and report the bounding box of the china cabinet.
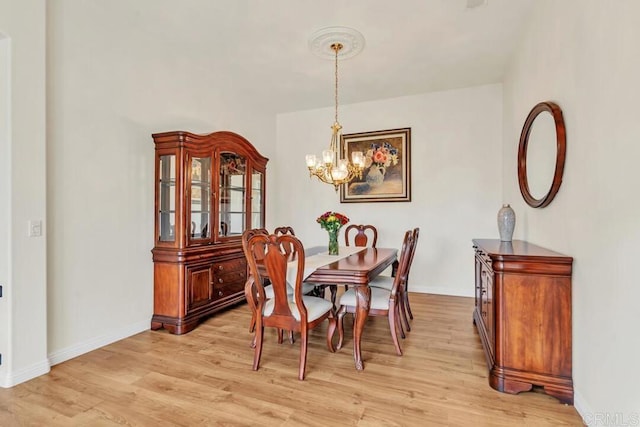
[472,239,574,404]
[151,130,268,334]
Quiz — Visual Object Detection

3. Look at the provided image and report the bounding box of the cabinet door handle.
[218,278,224,283]
[218,290,223,297]
[218,265,224,271]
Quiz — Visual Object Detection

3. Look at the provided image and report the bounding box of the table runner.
[286,246,365,286]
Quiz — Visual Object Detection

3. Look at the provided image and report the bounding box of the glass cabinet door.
[189,156,211,242]
[219,152,246,237]
[158,154,176,242]
[250,169,264,229]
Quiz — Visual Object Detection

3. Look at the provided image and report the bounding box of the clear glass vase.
[327,228,339,255]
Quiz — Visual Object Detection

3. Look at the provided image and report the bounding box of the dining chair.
[245,233,337,380]
[335,229,414,356]
[243,227,316,340]
[242,228,269,334]
[369,227,419,335]
[344,224,378,248]
[327,223,380,304]
[403,228,420,322]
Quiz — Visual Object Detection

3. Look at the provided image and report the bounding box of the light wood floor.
[0,293,583,426]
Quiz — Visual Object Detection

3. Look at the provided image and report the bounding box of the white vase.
[497,204,515,242]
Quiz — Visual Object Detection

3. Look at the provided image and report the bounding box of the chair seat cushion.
[338,287,391,311]
[263,296,334,321]
[368,275,394,291]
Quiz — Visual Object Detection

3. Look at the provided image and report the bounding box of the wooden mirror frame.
[517,101,566,208]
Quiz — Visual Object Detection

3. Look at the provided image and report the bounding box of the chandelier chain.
[334,43,339,125]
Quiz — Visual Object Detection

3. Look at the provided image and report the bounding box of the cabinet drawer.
[214,258,246,274]
[213,275,246,299]
[214,269,247,286]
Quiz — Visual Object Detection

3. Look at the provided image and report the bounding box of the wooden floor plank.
[0,294,584,425]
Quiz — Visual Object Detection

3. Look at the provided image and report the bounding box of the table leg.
[353,285,371,370]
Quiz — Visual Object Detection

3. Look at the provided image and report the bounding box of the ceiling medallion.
[309,26,365,60]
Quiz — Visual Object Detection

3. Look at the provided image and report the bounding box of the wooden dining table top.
[304,247,398,286]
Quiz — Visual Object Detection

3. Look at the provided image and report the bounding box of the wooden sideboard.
[472,239,573,404]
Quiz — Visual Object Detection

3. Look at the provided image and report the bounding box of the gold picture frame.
[340,127,411,203]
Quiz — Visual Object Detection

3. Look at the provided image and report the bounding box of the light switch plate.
[28,220,42,237]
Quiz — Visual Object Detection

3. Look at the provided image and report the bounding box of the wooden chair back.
[273,226,296,259]
[385,230,414,297]
[242,228,269,264]
[345,224,378,248]
[242,228,270,333]
[246,234,306,326]
[398,227,420,326]
[274,226,295,236]
[406,228,420,279]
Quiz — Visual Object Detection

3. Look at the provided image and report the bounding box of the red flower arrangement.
[316,211,349,233]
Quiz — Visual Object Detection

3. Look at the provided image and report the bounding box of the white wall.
[503,0,640,420]
[45,2,275,364]
[0,0,49,387]
[275,84,503,297]
[0,32,9,382]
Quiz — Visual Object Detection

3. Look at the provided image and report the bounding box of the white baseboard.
[573,388,593,426]
[1,320,151,387]
[48,319,150,367]
[0,358,50,388]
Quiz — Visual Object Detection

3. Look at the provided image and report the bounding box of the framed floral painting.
[340,127,411,203]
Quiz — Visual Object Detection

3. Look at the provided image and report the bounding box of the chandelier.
[305,41,365,191]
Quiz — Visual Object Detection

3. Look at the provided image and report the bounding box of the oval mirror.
[517,102,566,208]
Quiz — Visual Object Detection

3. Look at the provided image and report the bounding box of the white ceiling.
[117,0,536,114]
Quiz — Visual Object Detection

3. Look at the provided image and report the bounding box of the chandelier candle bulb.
[322,150,334,164]
[306,155,317,168]
[352,151,365,167]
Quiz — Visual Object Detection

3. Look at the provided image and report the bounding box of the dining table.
[300,246,398,370]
